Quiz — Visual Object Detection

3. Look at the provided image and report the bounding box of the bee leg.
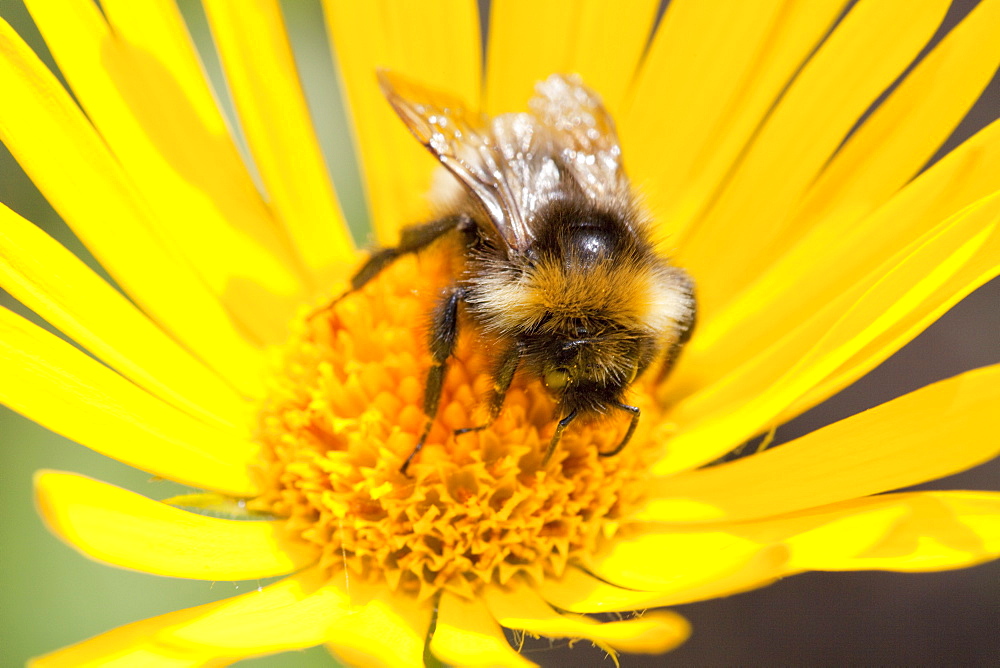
[542,408,579,465]
[309,214,472,321]
[454,341,522,437]
[400,286,466,474]
[599,402,640,457]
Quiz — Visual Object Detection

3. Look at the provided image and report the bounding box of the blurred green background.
[1,1,998,666]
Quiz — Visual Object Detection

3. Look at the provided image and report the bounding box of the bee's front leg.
[309,214,472,321]
[455,340,522,437]
[401,286,466,474]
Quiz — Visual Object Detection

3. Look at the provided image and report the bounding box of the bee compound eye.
[544,367,570,391]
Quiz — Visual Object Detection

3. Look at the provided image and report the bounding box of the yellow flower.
[2,0,1000,666]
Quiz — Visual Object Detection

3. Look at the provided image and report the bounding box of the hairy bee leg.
[599,402,640,457]
[454,341,522,437]
[542,408,579,465]
[308,214,472,323]
[356,214,472,290]
[400,286,466,474]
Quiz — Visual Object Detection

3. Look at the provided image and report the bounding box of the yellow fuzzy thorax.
[471,254,674,336]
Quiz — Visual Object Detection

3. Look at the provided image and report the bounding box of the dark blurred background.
[1,0,997,666]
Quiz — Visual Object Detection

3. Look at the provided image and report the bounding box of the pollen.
[252,250,666,601]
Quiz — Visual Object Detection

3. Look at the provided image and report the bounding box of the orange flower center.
[253,248,666,601]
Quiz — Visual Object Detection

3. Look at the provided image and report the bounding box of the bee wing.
[378,70,535,252]
[529,74,629,202]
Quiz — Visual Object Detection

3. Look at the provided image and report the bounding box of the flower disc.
[253,248,667,601]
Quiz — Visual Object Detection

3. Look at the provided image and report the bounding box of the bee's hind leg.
[454,340,522,437]
[401,286,467,474]
[309,214,472,321]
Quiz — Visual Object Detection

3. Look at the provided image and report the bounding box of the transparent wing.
[529,74,629,203]
[378,70,535,252]
[378,71,631,252]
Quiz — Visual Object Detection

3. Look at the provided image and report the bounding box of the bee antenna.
[599,402,640,457]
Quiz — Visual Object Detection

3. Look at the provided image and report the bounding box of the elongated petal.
[163,568,352,653]
[782,228,1000,421]
[582,529,768,592]
[485,0,659,116]
[31,597,232,668]
[0,18,266,395]
[662,193,1000,473]
[31,570,338,666]
[323,0,481,243]
[0,308,260,496]
[23,0,307,348]
[539,548,787,614]
[643,365,1000,522]
[324,581,431,668]
[202,0,355,287]
[0,204,245,428]
[762,0,1000,281]
[485,586,690,655]
[677,0,950,311]
[695,114,1000,365]
[621,501,911,579]
[590,491,999,613]
[36,472,316,579]
[36,648,214,668]
[430,593,535,667]
[798,492,1000,572]
[624,0,847,235]
[687,4,1000,409]
[551,488,995,613]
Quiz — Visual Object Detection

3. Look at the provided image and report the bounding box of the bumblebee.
[347,71,696,473]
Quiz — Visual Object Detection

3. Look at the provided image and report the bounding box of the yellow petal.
[0,18,266,395]
[34,646,224,668]
[676,0,950,312]
[0,308,260,496]
[686,10,1000,415]
[539,548,787,614]
[694,115,1000,373]
[643,365,1000,522]
[760,0,1000,283]
[0,203,245,429]
[662,193,1000,473]
[799,491,1000,572]
[202,0,355,287]
[582,528,765,592]
[163,568,351,653]
[430,593,536,668]
[624,0,847,237]
[23,0,307,348]
[323,0,481,243]
[549,489,998,613]
[30,572,336,666]
[485,0,659,116]
[324,581,431,668]
[664,491,1000,572]
[32,605,227,668]
[782,218,1000,421]
[590,506,906,607]
[35,472,316,580]
[485,585,690,655]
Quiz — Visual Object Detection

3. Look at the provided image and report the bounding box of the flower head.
[2,1,1000,666]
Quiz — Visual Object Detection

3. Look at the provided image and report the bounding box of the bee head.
[531,324,650,414]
